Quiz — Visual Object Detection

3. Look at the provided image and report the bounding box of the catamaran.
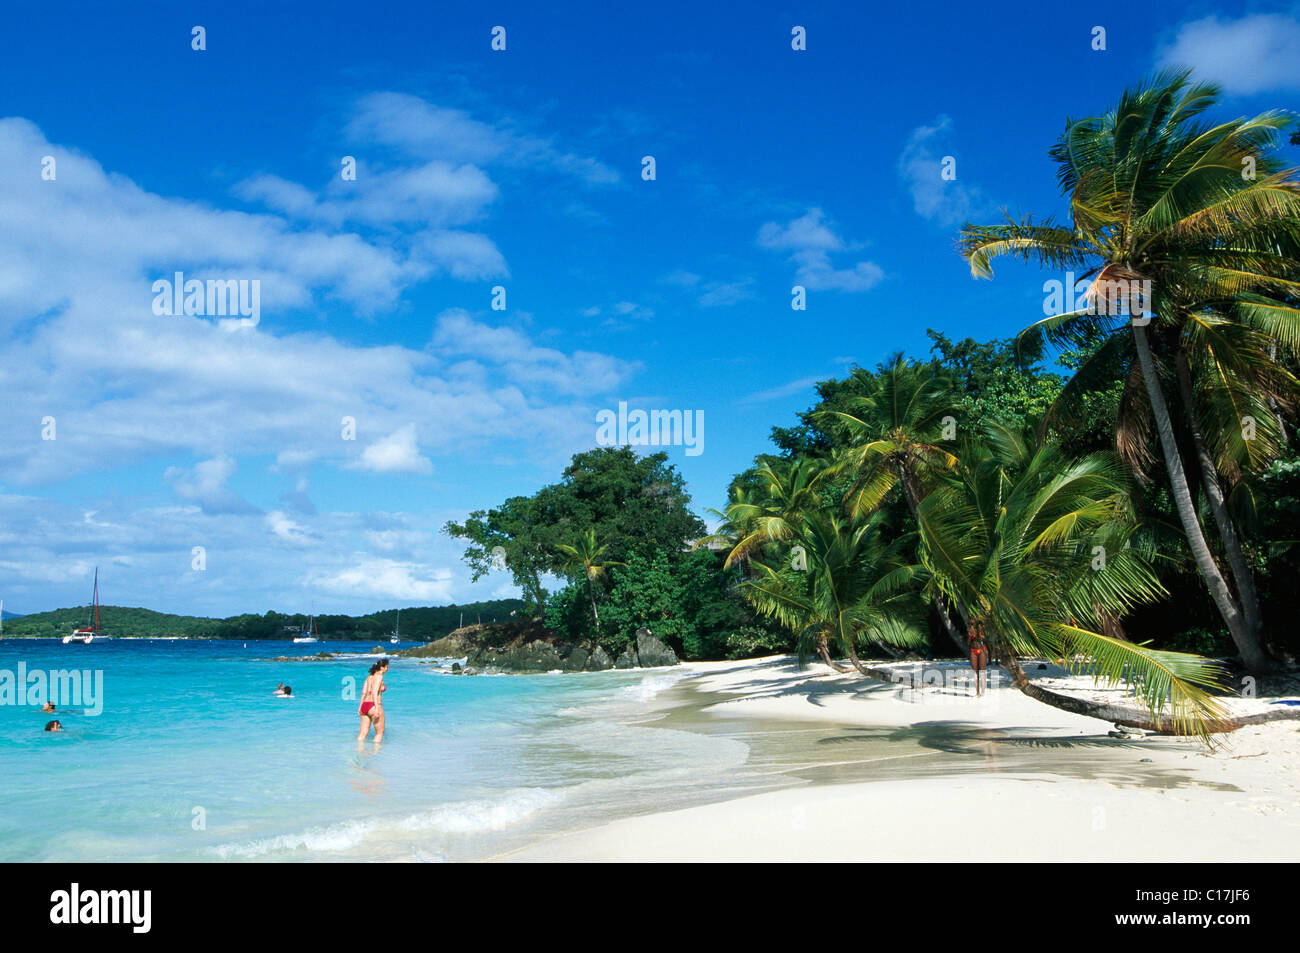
[63,568,109,644]
[390,609,400,644]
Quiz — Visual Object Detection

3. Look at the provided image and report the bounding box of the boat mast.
[92,567,100,634]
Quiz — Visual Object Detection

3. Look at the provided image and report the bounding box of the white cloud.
[432,309,640,395]
[698,278,756,307]
[266,510,313,544]
[165,456,259,515]
[310,558,455,601]
[757,209,885,292]
[0,120,638,489]
[346,92,620,185]
[1157,14,1300,95]
[0,115,650,615]
[662,270,701,287]
[363,528,434,555]
[898,115,989,227]
[352,424,433,475]
[235,162,499,229]
[758,210,844,253]
[738,376,823,405]
[0,490,485,617]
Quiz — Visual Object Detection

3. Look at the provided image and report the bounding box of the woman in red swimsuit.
[357,658,389,745]
[968,622,989,696]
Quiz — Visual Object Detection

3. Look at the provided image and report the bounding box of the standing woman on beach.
[356,658,389,744]
[968,622,989,696]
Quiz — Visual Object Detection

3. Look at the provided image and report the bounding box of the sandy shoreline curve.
[494,655,1300,862]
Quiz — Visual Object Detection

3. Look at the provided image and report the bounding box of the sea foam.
[209,787,563,859]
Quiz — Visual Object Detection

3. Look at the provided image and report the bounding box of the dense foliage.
[440,73,1300,737]
[445,447,706,610]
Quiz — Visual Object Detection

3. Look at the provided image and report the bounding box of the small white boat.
[389,609,401,643]
[64,568,110,644]
[293,613,320,644]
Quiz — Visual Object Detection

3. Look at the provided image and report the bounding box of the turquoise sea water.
[0,639,748,862]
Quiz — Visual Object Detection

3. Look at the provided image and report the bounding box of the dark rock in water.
[1037,663,1047,670]
[470,639,565,673]
[394,619,639,675]
[615,644,639,669]
[451,662,461,673]
[635,628,678,667]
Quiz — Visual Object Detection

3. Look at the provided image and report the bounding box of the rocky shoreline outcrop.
[395,621,678,674]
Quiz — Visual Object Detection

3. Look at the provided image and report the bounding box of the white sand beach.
[497,656,1300,862]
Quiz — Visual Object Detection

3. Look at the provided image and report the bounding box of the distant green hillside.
[1,600,528,641]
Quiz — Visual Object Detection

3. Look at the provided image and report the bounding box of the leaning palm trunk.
[999,654,1297,735]
[1132,324,1273,674]
[1173,350,1268,655]
[898,467,969,654]
[815,632,851,673]
[841,637,903,682]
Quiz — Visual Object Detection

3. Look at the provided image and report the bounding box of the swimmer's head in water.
[42,702,55,712]
[44,720,61,732]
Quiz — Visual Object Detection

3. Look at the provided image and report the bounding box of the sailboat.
[389,609,401,644]
[293,614,320,644]
[63,568,109,644]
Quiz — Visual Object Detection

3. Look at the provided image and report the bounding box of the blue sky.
[1,1,1297,617]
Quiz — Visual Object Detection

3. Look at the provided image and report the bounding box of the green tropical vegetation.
[445,70,1300,739]
[1,600,527,642]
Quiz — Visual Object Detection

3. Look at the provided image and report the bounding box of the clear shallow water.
[3,643,1226,862]
[0,639,747,862]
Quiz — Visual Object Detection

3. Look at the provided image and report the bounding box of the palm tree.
[959,71,1300,674]
[918,421,1231,739]
[820,356,968,650]
[738,511,930,675]
[555,528,624,626]
[719,458,832,568]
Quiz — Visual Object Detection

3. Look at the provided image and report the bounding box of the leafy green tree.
[603,548,751,658]
[925,330,1064,424]
[446,448,705,610]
